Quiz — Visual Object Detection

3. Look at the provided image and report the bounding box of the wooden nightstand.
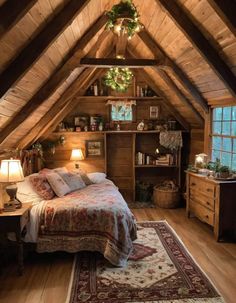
[0,203,31,275]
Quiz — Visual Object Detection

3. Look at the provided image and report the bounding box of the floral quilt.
[36,181,137,267]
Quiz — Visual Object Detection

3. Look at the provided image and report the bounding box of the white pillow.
[16,174,43,205]
[46,172,71,197]
[57,171,86,191]
[87,172,106,184]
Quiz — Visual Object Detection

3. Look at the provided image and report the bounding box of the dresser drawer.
[189,176,215,198]
[189,199,214,226]
[190,191,215,211]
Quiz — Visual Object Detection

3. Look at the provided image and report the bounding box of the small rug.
[127,201,156,209]
[66,221,224,303]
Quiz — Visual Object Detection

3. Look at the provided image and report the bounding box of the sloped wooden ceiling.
[0,0,235,149]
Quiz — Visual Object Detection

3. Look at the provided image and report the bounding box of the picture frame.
[85,140,104,158]
[149,106,159,119]
[74,116,89,131]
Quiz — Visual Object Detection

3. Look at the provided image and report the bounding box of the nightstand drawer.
[189,176,215,198]
[190,191,215,211]
[189,199,214,226]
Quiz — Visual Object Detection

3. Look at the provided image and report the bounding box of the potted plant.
[218,165,230,179]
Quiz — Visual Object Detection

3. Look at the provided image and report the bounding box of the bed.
[18,173,137,267]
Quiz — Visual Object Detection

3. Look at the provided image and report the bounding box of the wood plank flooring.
[0,207,235,303]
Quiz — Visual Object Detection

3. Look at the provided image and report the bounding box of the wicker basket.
[153,181,180,208]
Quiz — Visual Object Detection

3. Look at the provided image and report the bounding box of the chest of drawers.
[186,172,236,241]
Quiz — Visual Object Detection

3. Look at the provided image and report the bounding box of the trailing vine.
[103,67,133,92]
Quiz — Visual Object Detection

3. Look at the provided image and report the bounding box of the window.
[111,104,133,121]
[211,106,236,170]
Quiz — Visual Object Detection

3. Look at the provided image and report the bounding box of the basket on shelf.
[153,180,179,208]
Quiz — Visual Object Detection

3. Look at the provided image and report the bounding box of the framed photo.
[86,140,104,157]
[150,106,159,119]
[74,116,89,130]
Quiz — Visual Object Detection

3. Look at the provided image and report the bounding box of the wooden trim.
[79,58,158,68]
[158,0,236,99]
[207,0,236,37]
[0,0,90,99]
[0,0,37,39]
[157,69,204,126]
[0,14,108,147]
[138,30,209,113]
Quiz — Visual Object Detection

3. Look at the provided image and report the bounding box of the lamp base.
[3,200,16,212]
[5,183,22,210]
[75,163,80,169]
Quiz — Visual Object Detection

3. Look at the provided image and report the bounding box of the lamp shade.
[70,149,84,161]
[0,159,24,183]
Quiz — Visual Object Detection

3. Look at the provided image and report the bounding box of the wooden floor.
[0,207,235,303]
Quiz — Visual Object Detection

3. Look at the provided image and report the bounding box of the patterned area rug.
[66,221,224,303]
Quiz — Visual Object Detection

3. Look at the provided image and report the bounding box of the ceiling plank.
[136,69,190,131]
[0,14,108,146]
[138,30,209,113]
[0,0,90,99]
[80,57,158,67]
[157,69,204,126]
[39,69,106,142]
[116,33,128,57]
[0,0,37,39]
[157,0,236,99]
[207,0,236,37]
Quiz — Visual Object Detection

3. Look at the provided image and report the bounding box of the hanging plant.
[103,67,133,92]
[106,0,143,38]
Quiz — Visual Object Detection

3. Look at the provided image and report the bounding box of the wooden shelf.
[54,130,184,134]
[76,96,162,101]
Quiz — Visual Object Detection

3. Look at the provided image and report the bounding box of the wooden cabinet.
[186,172,236,241]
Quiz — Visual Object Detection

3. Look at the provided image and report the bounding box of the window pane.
[231,122,236,136]
[212,121,221,134]
[212,136,221,150]
[232,154,236,171]
[232,106,236,120]
[233,139,236,153]
[223,107,231,121]
[213,107,222,121]
[222,138,232,152]
[212,149,220,162]
[222,122,231,135]
[221,152,231,167]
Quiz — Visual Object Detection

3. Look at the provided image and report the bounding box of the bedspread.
[35,181,137,267]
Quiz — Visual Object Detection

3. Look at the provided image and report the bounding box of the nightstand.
[0,203,31,275]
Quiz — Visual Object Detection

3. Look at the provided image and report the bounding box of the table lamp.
[70,149,84,169]
[0,159,24,211]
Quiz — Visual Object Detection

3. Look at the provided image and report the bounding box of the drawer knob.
[205,215,209,219]
[191,183,196,186]
[206,202,210,205]
[207,188,212,192]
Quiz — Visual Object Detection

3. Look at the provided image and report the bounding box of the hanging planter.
[103,67,133,92]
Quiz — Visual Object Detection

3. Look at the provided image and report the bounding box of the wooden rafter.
[138,30,209,113]
[0,0,90,99]
[0,14,108,146]
[157,69,204,126]
[158,0,236,98]
[135,69,190,131]
[80,58,158,68]
[0,0,37,39]
[40,69,106,142]
[207,0,236,37]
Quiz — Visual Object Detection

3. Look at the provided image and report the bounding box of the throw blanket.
[159,131,183,150]
[34,181,137,267]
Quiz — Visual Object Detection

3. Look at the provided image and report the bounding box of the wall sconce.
[70,149,84,169]
[0,159,24,211]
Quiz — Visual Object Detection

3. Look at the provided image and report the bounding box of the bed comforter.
[27,180,137,267]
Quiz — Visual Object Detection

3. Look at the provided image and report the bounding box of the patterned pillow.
[57,171,86,191]
[29,175,55,200]
[71,169,94,185]
[46,172,71,197]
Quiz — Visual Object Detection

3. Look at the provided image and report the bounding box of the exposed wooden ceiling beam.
[0,0,90,99]
[138,30,209,113]
[0,0,37,39]
[157,69,204,126]
[39,69,106,142]
[157,0,236,98]
[135,69,190,131]
[0,14,108,146]
[80,58,158,68]
[207,0,236,37]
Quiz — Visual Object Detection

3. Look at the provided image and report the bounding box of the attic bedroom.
[0,0,235,302]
